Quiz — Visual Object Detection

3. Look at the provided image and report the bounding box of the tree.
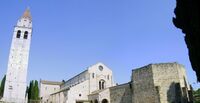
[193,89,200,103]
[173,0,200,81]
[33,80,39,100]
[28,80,33,100]
[0,75,6,98]
[27,80,40,103]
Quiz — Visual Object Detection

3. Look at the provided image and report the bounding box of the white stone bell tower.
[3,8,32,103]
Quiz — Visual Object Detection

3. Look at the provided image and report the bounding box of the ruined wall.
[152,63,181,103]
[110,83,132,103]
[152,63,190,103]
[131,62,191,103]
[132,65,160,103]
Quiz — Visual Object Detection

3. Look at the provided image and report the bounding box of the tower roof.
[22,8,32,20]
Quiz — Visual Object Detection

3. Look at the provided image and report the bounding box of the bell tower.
[3,8,32,102]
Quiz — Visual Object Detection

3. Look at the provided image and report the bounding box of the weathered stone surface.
[132,65,160,103]
[132,62,192,103]
[110,83,132,103]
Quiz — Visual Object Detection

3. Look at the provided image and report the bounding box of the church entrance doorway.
[94,99,98,103]
[102,99,108,103]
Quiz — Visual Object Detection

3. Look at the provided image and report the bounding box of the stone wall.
[152,63,191,103]
[131,62,192,103]
[110,83,132,103]
[132,65,160,103]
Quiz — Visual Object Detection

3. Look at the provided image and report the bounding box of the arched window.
[102,82,105,89]
[24,31,28,39]
[99,79,105,90]
[99,81,101,90]
[16,30,21,38]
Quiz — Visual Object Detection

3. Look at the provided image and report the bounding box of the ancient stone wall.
[110,83,132,103]
[152,63,191,103]
[132,65,160,103]
[152,63,181,103]
[131,63,191,103]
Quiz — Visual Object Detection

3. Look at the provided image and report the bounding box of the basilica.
[39,62,193,103]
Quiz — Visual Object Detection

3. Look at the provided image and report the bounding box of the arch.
[24,31,28,39]
[99,79,105,90]
[94,99,98,103]
[16,30,21,38]
[102,99,108,103]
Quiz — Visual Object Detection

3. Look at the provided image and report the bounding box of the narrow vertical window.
[107,75,109,80]
[99,79,105,90]
[24,31,28,39]
[92,73,95,78]
[102,82,105,89]
[99,81,101,90]
[16,30,21,38]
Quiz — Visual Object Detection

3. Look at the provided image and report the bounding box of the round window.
[99,65,103,71]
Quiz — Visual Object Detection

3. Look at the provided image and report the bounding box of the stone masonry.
[132,62,192,103]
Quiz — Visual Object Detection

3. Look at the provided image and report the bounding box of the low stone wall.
[110,83,132,103]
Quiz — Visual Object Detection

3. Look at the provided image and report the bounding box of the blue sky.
[0,0,199,89]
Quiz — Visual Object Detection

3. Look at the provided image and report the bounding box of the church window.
[92,73,95,78]
[102,82,105,89]
[99,65,103,71]
[99,81,101,90]
[107,75,109,80]
[79,94,81,97]
[24,31,28,39]
[99,79,105,90]
[16,30,21,38]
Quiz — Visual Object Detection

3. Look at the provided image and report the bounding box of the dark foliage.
[27,80,39,103]
[173,0,200,81]
[0,75,6,98]
[193,89,200,103]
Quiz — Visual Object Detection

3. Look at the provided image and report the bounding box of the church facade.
[43,62,115,103]
[3,9,32,103]
[40,62,193,103]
